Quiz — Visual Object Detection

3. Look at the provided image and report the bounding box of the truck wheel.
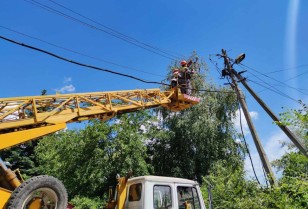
[6,175,68,209]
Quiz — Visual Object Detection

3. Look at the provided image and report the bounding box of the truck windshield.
[177,186,201,209]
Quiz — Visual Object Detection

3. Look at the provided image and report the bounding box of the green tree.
[200,102,308,209]
[0,141,40,178]
[148,52,243,182]
[274,102,307,178]
[201,160,308,209]
[272,102,308,208]
[201,160,265,209]
[35,110,154,199]
[70,196,104,209]
[0,90,48,178]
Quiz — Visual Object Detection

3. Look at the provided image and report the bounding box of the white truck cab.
[123,176,206,209]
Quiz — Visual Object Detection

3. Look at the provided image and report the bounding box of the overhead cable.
[237,100,261,185]
[244,65,308,94]
[0,25,164,78]
[267,64,308,75]
[247,79,300,103]
[209,55,223,78]
[24,0,179,60]
[47,0,184,59]
[284,70,308,82]
[242,65,308,97]
[237,65,308,98]
[246,70,308,96]
[0,35,235,94]
[240,63,307,95]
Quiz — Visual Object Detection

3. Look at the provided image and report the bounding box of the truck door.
[175,185,203,209]
[125,183,143,209]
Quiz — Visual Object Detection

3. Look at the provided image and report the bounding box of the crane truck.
[0,87,205,209]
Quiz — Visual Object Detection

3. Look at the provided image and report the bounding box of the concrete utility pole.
[233,69,308,158]
[220,49,277,186]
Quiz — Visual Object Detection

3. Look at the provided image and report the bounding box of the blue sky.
[1,0,307,182]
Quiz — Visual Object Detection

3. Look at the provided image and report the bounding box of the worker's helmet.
[180,60,187,66]
[173,68,180,73]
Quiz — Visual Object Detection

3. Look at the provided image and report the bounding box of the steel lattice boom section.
[0,88,200,149]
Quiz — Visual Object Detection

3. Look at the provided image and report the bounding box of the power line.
[284,70,308,82]
[248,79,300,103]
[246,70,308,95]
[240,63,308,95]
[47,0,184,59]
[209,55,223,78]
[244,68,308,97]
[261,161,269,188]
[237,65,308,97]
[267,64,308,75]
[247,77,299,102]
[24,0,179,61]
[0,35,235,94]
[244,66,308,90]
[0,25,164,78]
[237,100,261,185]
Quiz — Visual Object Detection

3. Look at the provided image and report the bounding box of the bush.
[70,196,104,209]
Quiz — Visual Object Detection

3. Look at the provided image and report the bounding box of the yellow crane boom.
[0,88,200,150]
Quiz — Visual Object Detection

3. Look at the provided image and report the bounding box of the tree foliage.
[70,196,104,209]
[0,90,48,178]
[201,159,308,209]
[201,161,264,209]
[0,141,40,178]
[147,52,243,183]
[274,102,307,180]
[35,111,153,199]
[200,103,308,209]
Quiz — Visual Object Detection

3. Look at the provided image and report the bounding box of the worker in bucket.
[180,60,194,95]
[171,68,180,88]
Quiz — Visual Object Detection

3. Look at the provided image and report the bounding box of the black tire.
[7,175,68,209]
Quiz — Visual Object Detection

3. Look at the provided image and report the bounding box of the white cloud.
[1,104,20,121]
[249,111,259,120]
[264,132,289,161]
[244,131,289,183]
[56,84,76,93]
[233,109,258,135]
[63,77,72,83]
[53,77,75,93]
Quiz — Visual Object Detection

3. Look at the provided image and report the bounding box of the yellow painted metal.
[0,88,200,208]
[116,177,128,209]
[28,198,42,209]
[0,187,11,209]
[3,168,21,188]
[0,88,200,150]
[0,123,66,150]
